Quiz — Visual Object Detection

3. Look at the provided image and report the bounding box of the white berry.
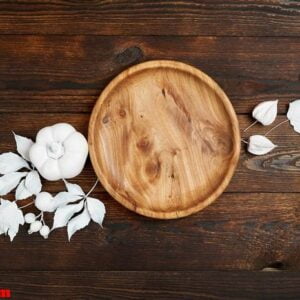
[35,192,55,212]
[28,220,42,234]
[24,213,36,224]
[39,225,50,239]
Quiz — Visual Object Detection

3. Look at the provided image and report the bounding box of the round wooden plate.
[89,60,240,219]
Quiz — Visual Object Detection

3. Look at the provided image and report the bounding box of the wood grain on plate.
[89,60,240,218]
[1,114,300,193]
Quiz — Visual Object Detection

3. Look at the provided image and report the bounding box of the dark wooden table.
[1,1,300,299]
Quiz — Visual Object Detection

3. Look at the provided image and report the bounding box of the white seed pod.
[39,225,50,239]
[28,220,42,234]
[24,212,36,224]
[252,100,278,126]
[247,135,277,155]
[35,192,55,212]
[287,99,300,133]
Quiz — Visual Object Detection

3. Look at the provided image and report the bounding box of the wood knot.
[115,46,144,65]
[102,115,109,124]
[145,158,161,180]
[136,137,152,153]
[119,109,126,118]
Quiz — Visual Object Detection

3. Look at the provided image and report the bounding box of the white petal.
[64,180,85,196]
[29,144,49,169]
[58,131,89,179]
[25,170,42,195]
[59,152,87,180]
[0,172,28,196]
[0,152,29,174]
[53,192,82,209]
[15,179,33,200]
[35,126,54,146]
[248,135,277,155]
[51,123,75,143]
[252,100,278,126]
[13,133,34,162]
[287,99,300,133]
[52,200,84,230]
[40,159,61,181]
[67,206,90,241]
[63,131,88,154]
[87,197,105,227]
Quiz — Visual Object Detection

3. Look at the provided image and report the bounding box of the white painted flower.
[29,123,88,181]
[0,199,24,241]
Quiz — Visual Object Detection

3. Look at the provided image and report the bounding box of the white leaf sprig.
[0,126,105,242]
[53,191,82,207]
[51,179,105,240]
[64,180,85,196]
[52,200,84,230]
[67,205,91,241]
[0,152,29,174]
[15,179,32,200]
[252,100,278,126]
[87,197,106,227]
[0,199,24,241]
[0,172,28,196]
[13,132,34,162]
[25,170,42,195]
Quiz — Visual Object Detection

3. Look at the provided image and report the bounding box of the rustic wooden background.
[1,1,300,299]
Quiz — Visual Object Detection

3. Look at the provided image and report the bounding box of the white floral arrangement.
[1,99,299,242]
[0,123,105,241]
[243,99,300,154]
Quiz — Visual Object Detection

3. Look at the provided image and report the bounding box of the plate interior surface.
[89,60,240,219]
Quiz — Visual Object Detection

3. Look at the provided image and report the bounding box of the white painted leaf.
[252,100,278,126]
[287,99,300,133]
[64,180,85,196]
[15,179,33,200]
[87,197,105,227]
[247,135,277,155]
[53,192,83,209]
[0,172,28,196]
[67,206,91,241]
[0,199,24,241]
[52,200,84,230]
[0,152,29,174]
[13,132,34,162]
[25,170,42,195]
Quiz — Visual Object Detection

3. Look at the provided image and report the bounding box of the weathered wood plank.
[0,36,299,114]
[0,192,299,271]
[0,1,299,36]
[1,271,300,299]
[0,113,299,193]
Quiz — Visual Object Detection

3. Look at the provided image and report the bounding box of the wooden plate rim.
[89,60,240,219]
